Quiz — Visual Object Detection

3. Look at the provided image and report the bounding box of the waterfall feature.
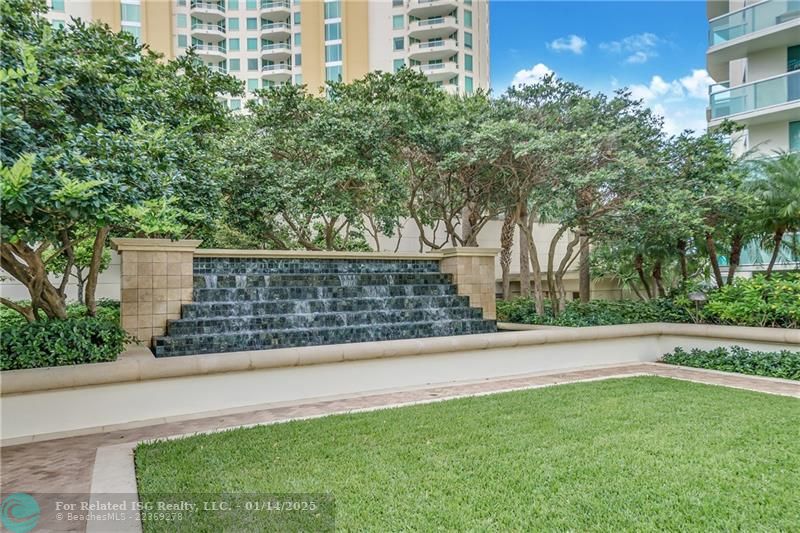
[152,257,497,357]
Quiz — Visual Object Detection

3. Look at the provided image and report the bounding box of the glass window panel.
[325,43,342,62]
[324,22,340,40]
[393,15,404,30]
[228,37,240,51]
[393,36,404,50]
[246,17,257,30]
[247,37,258,50]
[228,17,239,30]
[228,58,241,70]
[324,0,340,19]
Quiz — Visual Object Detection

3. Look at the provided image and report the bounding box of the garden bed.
[135,377,800,531]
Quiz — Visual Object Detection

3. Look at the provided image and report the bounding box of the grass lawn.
[135,377,800,531]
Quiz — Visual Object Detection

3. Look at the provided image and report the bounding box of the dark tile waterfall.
[152,257,497,357]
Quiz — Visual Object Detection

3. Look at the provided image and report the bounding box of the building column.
[111,238,201,346]
[438,248,499,320]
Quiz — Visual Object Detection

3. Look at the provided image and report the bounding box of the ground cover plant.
[0,300,127,370]
[135,377,800,532]
[662,346,800,381]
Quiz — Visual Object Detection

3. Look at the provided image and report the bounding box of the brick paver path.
[2,363,798,501]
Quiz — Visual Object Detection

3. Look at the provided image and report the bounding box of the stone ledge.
[1,324,796,396]
[111,238,202,252]
[195,249,441,260]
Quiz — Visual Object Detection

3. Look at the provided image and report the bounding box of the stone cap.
[196,248,443,260]
[439,247,501,258]
[111,238,202,252]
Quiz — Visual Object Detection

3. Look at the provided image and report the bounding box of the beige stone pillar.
[111,238,201,346]
[438,248,500,320]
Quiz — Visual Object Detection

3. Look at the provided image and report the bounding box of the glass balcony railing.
[709,70,800,119]
[709,0,800,46]
[190,1,225,12]
[261,0,290,10]
[191,22,226,33]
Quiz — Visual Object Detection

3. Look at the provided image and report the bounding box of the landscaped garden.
[135,377,800,531]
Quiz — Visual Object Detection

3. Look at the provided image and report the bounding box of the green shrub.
[497,297,690,327]
[701,273,800,329]
[1,300,128,370]
[661,346,800,381]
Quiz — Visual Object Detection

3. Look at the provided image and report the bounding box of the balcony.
[261,0,291,17]
[193,43,227,60]
[261,63,292,82]
[416,61,459,82]
[408,15,459,39]
[407,0,458,18]
[707,0,800,80]
[191,22,226,39]
[190,1,225,21]
[409,38,459,61]
[261,42,292,60]
[261,22,291,40]
[709,70,800,125]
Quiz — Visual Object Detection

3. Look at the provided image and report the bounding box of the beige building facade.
[45,0,490,107]
[706,0,800,156]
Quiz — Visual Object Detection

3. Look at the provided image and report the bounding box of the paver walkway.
[2,363,798,501]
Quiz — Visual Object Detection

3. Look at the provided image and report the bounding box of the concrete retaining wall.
[1,324,797,446]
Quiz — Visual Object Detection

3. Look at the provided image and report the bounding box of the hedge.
[661,346,800,381]
[496,298,691,327]
[0,301,129,371]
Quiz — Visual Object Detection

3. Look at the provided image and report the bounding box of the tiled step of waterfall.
[193,257,440,275]
[167,307,485,336]
[193,272,453,289]
[180,294,474,319]
[153,319,496,357]
[193,284,457,302]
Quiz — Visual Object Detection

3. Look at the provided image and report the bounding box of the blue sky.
[489,1,712,134]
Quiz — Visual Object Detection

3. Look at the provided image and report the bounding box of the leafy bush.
[661,346,800,381]
[701,273,800,329]
[1,300,128,370]
[497,298,690,327]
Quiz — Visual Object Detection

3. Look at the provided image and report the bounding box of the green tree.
[0,0,241,320]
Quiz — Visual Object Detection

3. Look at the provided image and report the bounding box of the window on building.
[229,37,240,51]
[51,0,65,12]
[177,0,186,6]
[246,0,257,9]
[176,14,187,28]
[325,43,342,62]
[326,65,342,82]
[790,122,800,153]
[294,53,302,66]
[393,36,404,51]
[465,76,474,94]
[464,31,472,49]
[247,37,258,50]
[247,58,259,70]
[228,17,239,30]
[229,99,241,110]
[121,25,141,40]
[294,32,302,45]
[294,73,303,84]
[177,34,188,47]
[324,22,341,40]
[465,0,472,4]
[246,17,257,30]
[247,78,259,92]
[52,19,66,28]
[788,45,800,71]
[121,2,141,22]
[324,0,340,19]
[464,53,473,72]
[229,58,241,71]
[293,11,301,24]
[392,15,404,30]
[393,58,405,72]
[392,0,402,6]
[464,10,472,28]
[263,79,274,88]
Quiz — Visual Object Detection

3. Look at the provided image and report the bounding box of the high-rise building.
[706,0,800,156]
[44,0,490,109]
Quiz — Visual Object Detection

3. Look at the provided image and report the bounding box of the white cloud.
[547,34,587,55]
[627,69,712,135]
[511,63,554,86]
[600,33,663,65]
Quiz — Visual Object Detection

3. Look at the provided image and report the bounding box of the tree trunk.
[555,233,580,313]
[547,225,570,315]
[76,269,86,306]
[1,242,68,319]
[634,253,652,299]
[725,233,743,285]
[499,211,516,300]
[705,233,725,288]
[517,204,531,298]
[677,239,688,281]
[578,230,590,303]
[520,213,545,316]
[765,229,785,279]
[84,226,109,316]
[652,261,665,297]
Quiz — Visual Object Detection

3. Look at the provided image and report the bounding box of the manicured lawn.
[135,377,800,531]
